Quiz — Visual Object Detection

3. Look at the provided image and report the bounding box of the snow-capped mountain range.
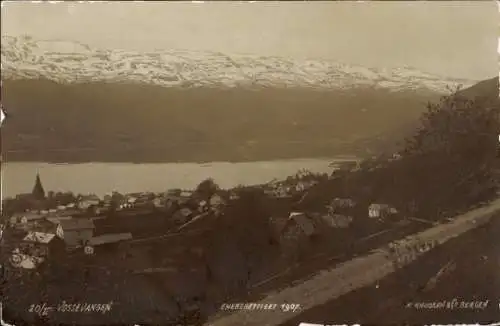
[1,35,476,93]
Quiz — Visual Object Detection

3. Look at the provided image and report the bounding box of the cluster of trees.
[291,84,499,221]
[177,179,277,313]
[2,191,80,216]
[46,191,77,207]
[405,88,498,211]
[360,86,499,218]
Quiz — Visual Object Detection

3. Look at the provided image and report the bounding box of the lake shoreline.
[2,156,360,165]
[2,159,343,198]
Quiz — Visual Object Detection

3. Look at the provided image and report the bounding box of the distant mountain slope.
[456,76,499,99]
[343,76,500,157]
[1,78,442,162]
[0,35,485,163]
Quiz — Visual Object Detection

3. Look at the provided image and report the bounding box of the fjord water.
[1,159,341,198]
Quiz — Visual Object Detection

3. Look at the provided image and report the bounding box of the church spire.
[32,173,46,200]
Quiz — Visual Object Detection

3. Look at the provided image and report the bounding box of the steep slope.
[456,76,499,100]
[348,76,500,157]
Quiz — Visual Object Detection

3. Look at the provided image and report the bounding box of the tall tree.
[399,86,500,213]
[195,178,219,200]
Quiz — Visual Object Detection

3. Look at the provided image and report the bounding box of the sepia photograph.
[0,1,499,325]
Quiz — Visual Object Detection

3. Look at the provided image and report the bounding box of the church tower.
[32,173,46,200]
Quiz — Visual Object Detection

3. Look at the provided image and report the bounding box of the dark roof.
[89,233,132,246]
[59,218,95,231]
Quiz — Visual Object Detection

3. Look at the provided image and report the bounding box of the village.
[0,160,462,324]
[0,162,409,271]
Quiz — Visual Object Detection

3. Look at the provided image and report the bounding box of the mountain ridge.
[1,35,476,93]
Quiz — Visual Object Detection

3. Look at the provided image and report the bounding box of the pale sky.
[1,1,498,80]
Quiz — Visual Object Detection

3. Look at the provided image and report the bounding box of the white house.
[229,192,240,201]
[180,190,194,198]
[198,200,209,213]
[209,194,225,207]
[274,186,290,198]
[295,182,307,192]
[369,204,385,218]
[368,204,397,219]
[153,197,165,208]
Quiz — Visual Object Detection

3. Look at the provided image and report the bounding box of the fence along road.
[205,198,500,326]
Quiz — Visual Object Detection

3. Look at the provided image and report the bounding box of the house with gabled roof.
[59,218,95,248]
[209,193,225,207]
[21,231,65,259]
[279,212,316,260]
[285,212,316,237]
[368,203,398,220]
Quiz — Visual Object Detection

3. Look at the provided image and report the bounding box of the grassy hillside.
[1,78,439,162]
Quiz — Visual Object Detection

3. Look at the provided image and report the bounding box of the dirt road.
[280,210,500,325]
[206,198,500,326]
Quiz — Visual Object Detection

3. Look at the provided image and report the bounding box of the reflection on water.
[2,159,339,198]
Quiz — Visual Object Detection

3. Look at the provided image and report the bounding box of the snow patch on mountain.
[1,35,476,93]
